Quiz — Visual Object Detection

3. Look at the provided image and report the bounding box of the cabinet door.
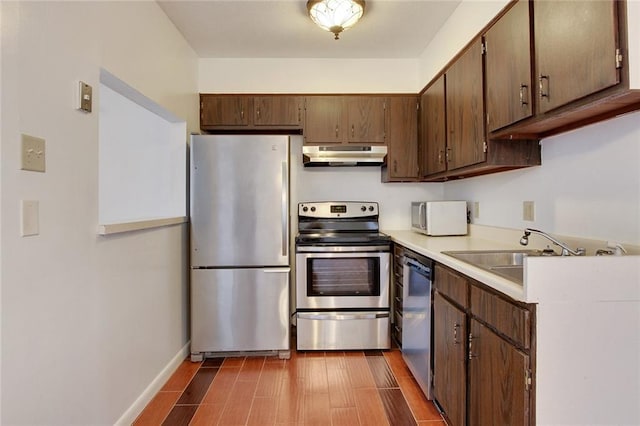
[347,96,387,144]
[420,75,447,176]
[446,40,486,170]
[433,292,467,426]
[200,95,252,127]
[534,0,619,114]
[254,96,303,127]
[386,96,418,180]
[469,319,530,426]
[485,0,533,132]
[303,96,344,144]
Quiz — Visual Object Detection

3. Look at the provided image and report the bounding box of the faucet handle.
[576,247,586,256]
[607,242,627,256]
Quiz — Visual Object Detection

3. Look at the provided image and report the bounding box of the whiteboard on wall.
[98,69,186,228]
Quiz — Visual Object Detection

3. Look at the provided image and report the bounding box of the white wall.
[199,58,421,93]
[417,0,509,85]
[0,2,198,424]
[444,113,640,246]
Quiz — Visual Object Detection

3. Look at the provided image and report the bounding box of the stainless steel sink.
[441,249,550,284]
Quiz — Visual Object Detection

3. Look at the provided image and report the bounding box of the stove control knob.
[361,205,367,212]
[302,206,308,212]
[310,206,316,212]
[369,206,375,212]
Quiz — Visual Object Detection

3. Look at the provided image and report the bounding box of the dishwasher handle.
[404,257,432,278]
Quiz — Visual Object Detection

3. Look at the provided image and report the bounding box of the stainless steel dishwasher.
[402,252,433,399]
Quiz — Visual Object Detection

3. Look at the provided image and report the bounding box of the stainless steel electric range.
[295,201,391,350]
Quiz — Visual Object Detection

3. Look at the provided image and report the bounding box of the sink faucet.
[520,228,586,256]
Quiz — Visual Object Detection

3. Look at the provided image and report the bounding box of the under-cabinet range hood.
[303,145,387,167]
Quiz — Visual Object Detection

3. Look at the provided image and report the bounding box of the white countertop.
[384,228,640,304]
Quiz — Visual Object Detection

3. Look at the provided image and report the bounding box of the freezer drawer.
[191,268,290,354]
[296,311,390,350]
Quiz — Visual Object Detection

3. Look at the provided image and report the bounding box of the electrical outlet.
[523,201,535,221]
[21,134,46,172]
[473,202,480,219]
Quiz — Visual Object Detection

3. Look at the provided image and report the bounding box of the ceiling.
[157,0,462,59]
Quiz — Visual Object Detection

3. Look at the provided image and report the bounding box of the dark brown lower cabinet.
[433,292,467,426]
[432,263,535,426]
[468,319,531,426]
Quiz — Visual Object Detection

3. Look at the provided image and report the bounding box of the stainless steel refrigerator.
[190,134,290,361]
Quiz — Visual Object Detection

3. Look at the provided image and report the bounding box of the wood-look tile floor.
[134,348,444,426]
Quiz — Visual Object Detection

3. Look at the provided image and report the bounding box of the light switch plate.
[78,81,92,112]
[21,134,46,172]
[21,200,39,236]
[523,201,535,221]
[473,201,480,219]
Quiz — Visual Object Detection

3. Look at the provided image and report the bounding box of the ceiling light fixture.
[307,0,365,40]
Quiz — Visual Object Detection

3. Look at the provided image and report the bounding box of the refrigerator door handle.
[281,161,288,257]
[262,268,291,274]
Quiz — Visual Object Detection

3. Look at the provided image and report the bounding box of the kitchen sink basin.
[441,249,551,284]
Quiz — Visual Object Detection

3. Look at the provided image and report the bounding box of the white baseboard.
[115,341,191,425]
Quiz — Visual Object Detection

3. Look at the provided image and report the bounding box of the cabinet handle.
[351,124,355,137]
[539,75,549,99]
[335,125,339,138]
[453,323,461,344]
[241,108,245,119]
[519,84,529,106]
[468,332,478,360]
[446,148,452,163]
[298,108,301,123]
[256,107,261,119]
[393,160,397,173]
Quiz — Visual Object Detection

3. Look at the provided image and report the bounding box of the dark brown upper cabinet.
[420,38,540,182]
[534,0,619,114]
[253,96,304,127]
[446,40,487,171]
[382,95,419,182]
[419,75,447,177]
[200,94,303,130]
[484,0,533,132]
[303,95,388,145]
[201,95,252,128]
[346,96,387,144]
[491,0,640,139]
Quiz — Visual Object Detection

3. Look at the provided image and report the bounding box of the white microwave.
[411,201,468,236]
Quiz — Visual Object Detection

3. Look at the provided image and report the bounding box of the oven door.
[296,246,390,310]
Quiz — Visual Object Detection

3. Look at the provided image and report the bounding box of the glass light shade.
[307,0,365,40]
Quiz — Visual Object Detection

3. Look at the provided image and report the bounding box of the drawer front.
[296,312,390,350]
[434,264,469,308]
[470,285,531,349]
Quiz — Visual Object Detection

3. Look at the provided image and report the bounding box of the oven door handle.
[297,312,390,320]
